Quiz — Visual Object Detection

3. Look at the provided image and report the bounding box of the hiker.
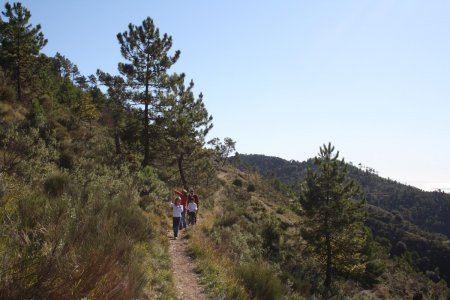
[188,189,199,223]
[174,189,188,230]
[170,197,183,240]
[187,196,198,225]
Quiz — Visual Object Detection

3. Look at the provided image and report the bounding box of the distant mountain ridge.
[238,153,450,285]
[238,154,450,237]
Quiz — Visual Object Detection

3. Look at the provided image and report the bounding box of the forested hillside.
[0,2,219,298]
[238,153,450,288]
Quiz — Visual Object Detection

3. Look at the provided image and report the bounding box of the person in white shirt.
[187,197,198,225]
[170,197,183,239]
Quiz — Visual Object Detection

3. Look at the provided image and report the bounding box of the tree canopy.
[0,2,47,101]
[300,143,368,295]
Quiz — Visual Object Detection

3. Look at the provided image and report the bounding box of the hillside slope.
[238,154,450,286]
[185,166,449,299]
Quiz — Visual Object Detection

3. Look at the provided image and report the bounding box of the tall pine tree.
[117,17,180,166]
[300,143,368,297]
[0,2,47,101]
[161,73,213,188]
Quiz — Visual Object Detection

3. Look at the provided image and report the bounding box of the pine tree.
[117,17,180,166]
[0,2,47,101]
[300,143,368,297]
[161,73,213,188]
[97,70,130,155]
[208,137,236,166]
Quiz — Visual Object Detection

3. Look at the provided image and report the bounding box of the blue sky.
[11,0,450,191]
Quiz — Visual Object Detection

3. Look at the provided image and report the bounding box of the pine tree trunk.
[178,154,187,189]
[114,129,121,155]
[142,70,150,166]
[324,183,332,298]
[16,32,23,102]
[324,228,332,290]
[324,213,332,299]
[142,102,149,166]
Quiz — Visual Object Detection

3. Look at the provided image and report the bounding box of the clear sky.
[10,0,450,191]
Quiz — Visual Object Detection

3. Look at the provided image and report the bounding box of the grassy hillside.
[185,165,449,299]
[0,3,216,297]
[238,153,450,288]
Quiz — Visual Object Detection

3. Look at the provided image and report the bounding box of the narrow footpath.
[168,171,228,300]
[168,227,207,300]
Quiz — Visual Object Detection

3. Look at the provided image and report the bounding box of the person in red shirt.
[174,189,188,229]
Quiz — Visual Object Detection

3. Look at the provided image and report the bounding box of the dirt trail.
[168,226,207,300]
[168,170,230,300]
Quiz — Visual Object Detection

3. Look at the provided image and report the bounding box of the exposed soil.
[168,226,207,300]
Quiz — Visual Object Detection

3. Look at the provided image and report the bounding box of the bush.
[0,175,5,200]
[276,207,286,214]
[233,178,243,187]
[261,218,281,260]
[247,183,256,192]
[238,262,282,300]
[59,151,74,169]
[361,259,385,287]
[137,166,168,199]
[391,241,407,257]
[44,172,71,197]
[216,207,242,227]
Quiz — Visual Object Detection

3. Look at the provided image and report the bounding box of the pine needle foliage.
[300,143,368,296]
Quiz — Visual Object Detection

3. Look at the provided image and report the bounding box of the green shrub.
[276,207,286,214]
[217,209,241,227]
[247,183,256,192]
[361,259,385,287]
[137,166,168,198]
[238,262,282,300]
[262,218,281,260]
[44,172,70,197]
[0,166,161,299]
[59,151,74,169]
[0,175,5,200]
[233,178,243,187]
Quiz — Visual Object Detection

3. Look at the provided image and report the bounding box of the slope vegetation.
[239,154,450,287]
[185,165,449,299]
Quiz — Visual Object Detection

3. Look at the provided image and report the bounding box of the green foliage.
[137,166,168,210]
[362,259,386,287]
[0,2,47,101]
[233,178,243,187]
[208,137,236,166]
[117,16,180,166]
[391,241,407,257]
[43,171,70,197]
[300,143,369,290]
[239,154,450,286]
[247,183,256,192]
[76,93,99,122]
[0,119,48,174]
[0,165,162,299]
[261,217,281,260]
[160,74,213,188]
[237,262,282,300]
[0,175,5,199]
[189,232,249,299]
[58,151,74,169]
[0,67,16,102]
[138,166,167,194]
